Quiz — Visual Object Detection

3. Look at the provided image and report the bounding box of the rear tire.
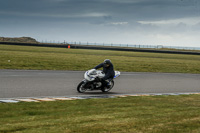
[77,81,87,93]
[101,80,114,92]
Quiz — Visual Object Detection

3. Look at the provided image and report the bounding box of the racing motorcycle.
[77,69,120,93]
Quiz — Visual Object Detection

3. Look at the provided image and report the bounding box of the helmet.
[103,59,111,67]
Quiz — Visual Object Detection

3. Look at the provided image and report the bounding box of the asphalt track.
[0,70,200,98]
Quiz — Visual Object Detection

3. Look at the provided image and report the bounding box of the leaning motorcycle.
[77,69,120,93]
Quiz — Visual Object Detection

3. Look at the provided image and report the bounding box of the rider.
[94,59,115,88]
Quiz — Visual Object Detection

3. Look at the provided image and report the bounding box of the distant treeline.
[0,37,38,43]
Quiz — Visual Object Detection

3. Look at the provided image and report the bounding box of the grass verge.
[0,44,200,73]
[0,95,200,133]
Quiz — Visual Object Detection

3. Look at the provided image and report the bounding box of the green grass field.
[0,44,200,73]
[1,44,200,133]
[0,95,200,133]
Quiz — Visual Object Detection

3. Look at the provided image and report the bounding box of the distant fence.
[38,40,200,50]
[1,41,200,55]
[61,41,200,51]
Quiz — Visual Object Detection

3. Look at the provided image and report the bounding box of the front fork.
[82,79,88,87]
[82,80,93,89]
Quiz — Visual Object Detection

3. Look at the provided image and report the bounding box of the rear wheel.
[77,81,87,93]
[101,80,114,92]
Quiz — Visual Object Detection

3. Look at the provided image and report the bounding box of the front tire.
[77,81,87,93]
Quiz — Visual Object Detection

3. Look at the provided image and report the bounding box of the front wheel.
[77,81,87,93]
[101,80,114,92]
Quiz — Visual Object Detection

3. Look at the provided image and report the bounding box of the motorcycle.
[77,69,120,93]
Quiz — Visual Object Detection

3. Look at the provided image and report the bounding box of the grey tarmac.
[0,70,199,98]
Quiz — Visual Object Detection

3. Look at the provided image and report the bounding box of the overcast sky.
[0,0,200,47]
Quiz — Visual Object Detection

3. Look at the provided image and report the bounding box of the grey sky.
[0,0,200,47]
